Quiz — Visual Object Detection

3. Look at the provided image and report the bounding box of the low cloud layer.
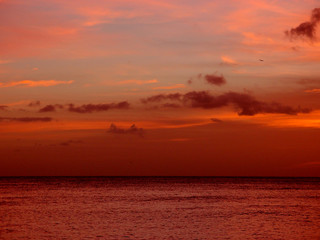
[39,104,64,112]
[0,117,53,122]
[68,102,130,113]
[108,123,144,136]
[141,91,311,116]
[38,102,130,113]
[285,8,320,40]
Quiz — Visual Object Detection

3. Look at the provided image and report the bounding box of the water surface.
[1,177,320,239]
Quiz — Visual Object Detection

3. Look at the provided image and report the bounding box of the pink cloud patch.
[0,80,74,88]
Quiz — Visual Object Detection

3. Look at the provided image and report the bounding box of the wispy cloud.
[220,56,238,66]
[0,105,8,111]
[294,161,320,168]
[28,100,41,107]
[0,80,74,88]
[68,101,130,113]
[305,88,320,93]
[0,117,53,122]
[211,118,223,123]
[37,101,130,113]
[39,104,64,112]
[115,79,158,85]
[152,84,185,90]
[0,60,12,64]
[60,140,83,146]
[242,32,274,45]
[108,123,144,137]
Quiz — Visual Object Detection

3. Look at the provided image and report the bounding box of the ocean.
[1,177,320,239]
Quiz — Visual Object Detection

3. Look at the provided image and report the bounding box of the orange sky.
[0,0,320,176]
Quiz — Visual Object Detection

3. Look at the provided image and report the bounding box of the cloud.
[37,102,130,113]
[115,79,158,85]
[285,8,320,40]
[188,73,226,86]
[152,84,185,90]
[28,100,41,107]
[220,56,238,65]
[0,60,12,64]
[0,117,53,122]
[211,118,223,123]
[204,74,226,86]
[0,80,74,88]
[39,104,62,112]
[141,91,311,116]
[68,101,130,113]
[43,105,57,112]
[60,140,83,146]
[108,123,144,136]
[304,88,320,93]
[141,93,182,104]
[242,32,274,46]
[0,105,8,111]
[184,91,311,115]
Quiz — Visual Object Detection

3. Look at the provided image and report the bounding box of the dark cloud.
[141,93,182,104]
[68,101,130,113]
[204,74,226,86]
[185,91,311,115]
[39,105,56,112]
[0,117,53,122]
[285,8,320,40]
[141,91,311,116]
[28,100,41,107]
[186,73,226,86]
[108,123,144,137]
[39,104,64,113]
[38,102,129,113]
[211,118,223,123]
[60,140,83,146]
[0,105,8,111]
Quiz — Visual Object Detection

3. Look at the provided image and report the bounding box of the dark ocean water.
[0,177,320,240]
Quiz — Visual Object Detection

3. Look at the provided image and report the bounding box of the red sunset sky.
[0,0,319,176]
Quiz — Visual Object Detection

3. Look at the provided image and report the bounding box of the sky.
[0,0,320,176]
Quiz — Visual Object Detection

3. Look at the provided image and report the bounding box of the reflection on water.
[1,177,320,239]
